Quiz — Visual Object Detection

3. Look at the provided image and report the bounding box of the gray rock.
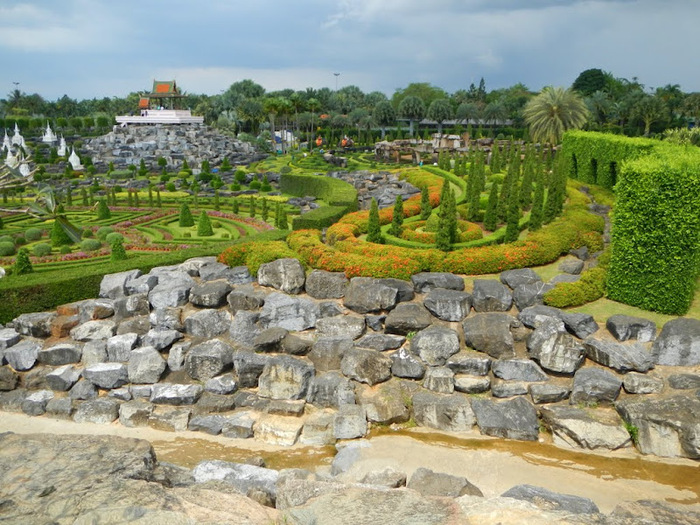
[561,312,599,339]
[189,280,232,308]
[229,310,261,349]
[527,318,585,375]
[668,373,700,390]
[204,373,238,395]
[502,484,599,514]
[331,440,371,476]
[472,397,539,441]
[471,279,513,312]
[38,343,81,366]
[333,404,368,439]
[446,353,491,376]
[76,298,115,322]
[69,380,98,400]
[259,293,319,332]
[570,368,622,405]
[355,333,405,352]
[184,308,232,338]
[227,285,265,313]
[99,269,142,298]
[124,274,158,295]
[119,399,154,427]
[200,262,254,284]
[108,387,132,401]
[148,282,192,309]
[257,257,306,294]
[412,390,475,431]
[193,392,237,415]
[306,371,355,408]
[343,277,399,313]
[365,315,385,331]
[615,396,700,459]
[305,270,349,299]
[583,337,654,373]
[128,346,166,384]
[341,347,392,386]
[491,380,529,398]
[319,301,345,318]
[255,413,304,446]
[512,282,555,310]
[549,274,581,284]
[150,383,203,405]
[0,366,19,391]
[149,307,184,331]
[384,303,432,335]
[529,383,570,404]
[316,315,366,340]
[558,257,585,275]
[141,328,183,351]
[266,399,306,417]
[360,467,407,488]
[46,365,82,391]
[4,339,41,371]
[0,388,26,412]
[116,316,150,336]
[188,414,228,435]
[166,341,189,372]
[462,313,515,359]
[81,340,107,365]
[82,362,128,389]
[408,467,483,498]
[423,366,455,393]
[106,332,139,362]
[299,410,336,446]
[378,278,415,302]
[232,351,268,388]
[22,389,54,416]
[606,314,656,342]
[185,338,234,380]
[610,499,700,525]
[517,305,563,328]
[221,410,258,439]
[258,355,315,400]
[411,272,465,293]
[0,328,21,351]
[113,293,150,320]
[70,320,116,342]
[13,312,56,338]
[454,375,491,394]
[74,398,120,424]
[499,268,542,289]
[652,317,700,366]
[492,359,547,382]
[148,405,191,432]
[540,405,631,450]
[423,288,472,322]
[45,397,73,419]
[253,327,289,352]
[408,325,460,366]
[356,381,410,424]
[623,372,664,394]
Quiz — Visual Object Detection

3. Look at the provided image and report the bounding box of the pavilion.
[115,80,203,125]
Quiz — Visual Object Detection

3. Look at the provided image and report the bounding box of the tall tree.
[366,198,382,243]
[373,101,396,139]
[398,95,426,137]
[631,94,668,136]
[388,195,404,237]
[572,68,607,96]
[523,87,589,144]
[427,99,453,135]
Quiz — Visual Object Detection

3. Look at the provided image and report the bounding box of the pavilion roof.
[148,80,183,98]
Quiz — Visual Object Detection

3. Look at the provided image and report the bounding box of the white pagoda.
[2,131,10,151]
[57,135,67,157]
[11,123,23,147]
[42,122,57,143]
[68,147,83,171]
[5,148,18,169]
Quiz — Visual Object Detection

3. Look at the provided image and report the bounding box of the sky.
[1,0,698,101]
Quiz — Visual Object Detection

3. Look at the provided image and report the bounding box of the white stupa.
[57,135,67,157]
[2,131,9,151]
[19,158,31,177]
[68,147,83,171]
[5,148,18,169]
[42,122,57,143]
[11,123,23,146]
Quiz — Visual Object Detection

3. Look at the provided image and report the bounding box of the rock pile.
[1,257,699,460]
[326,170,421,209]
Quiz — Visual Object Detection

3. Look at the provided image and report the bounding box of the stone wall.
[0,255,699,460]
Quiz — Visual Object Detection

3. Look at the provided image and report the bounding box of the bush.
[110,238,127,262]
[60,245,72,254]
[249,180,262,190]
[218,241,300,275]
[179,203,195,227]
[96,226,114,240]
[12,248,33,275]
[96,199,111,220]
[0,235,12,244]
[14,236,26,246]
[105,232,124,244]
[24,227,43,241]
[0,241,16,256]
[33,243,52,257]
[197,211,214,236]
[544,267,607,308]
[80,239,102,252]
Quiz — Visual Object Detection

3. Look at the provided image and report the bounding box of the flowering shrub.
[218,241,299,274]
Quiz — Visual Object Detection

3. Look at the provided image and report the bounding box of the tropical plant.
[523,87,589,144]
[373,101,396,139]
[427,99,453,135]
[398,95,426,137]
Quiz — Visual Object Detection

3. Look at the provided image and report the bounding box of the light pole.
[333,73,340,91]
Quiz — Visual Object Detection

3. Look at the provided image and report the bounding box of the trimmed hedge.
[607,148,700,314]
[544,267,607,308]
[561,131,656,188]
[291,205,348,230]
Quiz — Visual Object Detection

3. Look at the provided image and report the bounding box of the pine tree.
[156,188,162,208]
[191,181,199,208]
[420,186,431,220]
[468,169,481,221]
[138,159,148,177]
[483,181,500,231]
[490,145,501,173]
[197,211,214,236]
[529,170,545,231]
[50,220,72,247]
[249,196,256,217]
[366,198,382,243]
[81,188,88,206]
[504,180,521,243]
[277,206,288,230]
[261,198,268,221]
[96,199,111,220]
[66,189,73,206]
[436,187,457,251]
[232,198,239,214]
[519,147,535,209]
[179,202,194,227]
[388,195,404,237]
[214,190,220,211]
[110,237,128,262]
[12,248,33,275]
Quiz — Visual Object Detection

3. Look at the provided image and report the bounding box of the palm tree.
[398,95,425,137]
[523,87,589,145]
[631,94,668,136]
[427,98,453,135]
[374,100,396,139]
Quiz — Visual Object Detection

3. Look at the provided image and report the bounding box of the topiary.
[81,228,94,238]
[0,235,12,244]
[96,199,111,220]
[197,211,214,236]
[50,221,73,247]
[0,241,16,256]
[105,232,124,244]
[109,237,127,262]
[59,245,71,254]
[96,226,114,240]
[24,227,43,241]
[179,202,195,227]
[12,247,33,275]
[33,242,52,257]
[80,239,102,251]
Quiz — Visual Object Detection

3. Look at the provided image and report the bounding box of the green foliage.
[572,68,607,96]
[104,232,124,244]
[33,242,52,257]
[232,198,239,214]
[12,248,33,275]
[50,220,73,247]
[607,149,700,314]
[96,199,111,220]
[197,211,214,236]
[249,196,256,218]
[275,203,288,230]
[624,422,640,446]
[483,181,499,231]
[80,239,102,251]
[529,170,545,231]
[178,202,195,227]
[260,175,272,192]
[504,179,521,243]
[24,227,43,241]
[524,87,589,144]
[279,172,358,212]
[366,198,383,243]
[291,206,348,230]
[0,241,16,256]
[388,195,404,237]
[544,267,607,308]
[95,226,113,240]
[59,245,71,254]
[420,186,432,220]
[436,185,457,251]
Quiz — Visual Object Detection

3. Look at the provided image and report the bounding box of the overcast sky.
[1,0,698,101]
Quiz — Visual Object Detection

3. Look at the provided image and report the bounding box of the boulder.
[232,351,268,388]
[423,288,472,322]
[526,318,585,374]
[409,325,460,366]
[462,313,515,359]
[119,399,154,427]
[254,414,304,446]
[471,279,513,312]
[340,347,392,386]
[610,499,700,525]
[512,282,555,311]
[82,362,128,389]
[558,257,585,275]
[0,328,20,351]
[606,314,657,342]
[188,414,229,435]
[150,383,203,405]
[124,274,158,295]
[356,381,410,424]
[491,380,529,398]
[668,373,700,390]
[454,375,491,394]
[73,398,120,424]
[258,355,315,400]
[106,332,139,362]
[221,410,258,439]
[384,303,432,335]
[266,399,306,417]
[407,467,483,498]
[99,269,142,298]
[491,359,547,382]
[411,272,465,293]
[0,366,19,391]
[472,397,539,441]
[46,365,82,391]
[305,270,349,299]
[423,366,455,394]
[299,410,336,446]
[623,372,664,394]
[259,293,319,332]
[540,405,631,450]
[68,380,98,400]
[499,268,542,289]
[13,312,56,338]
[75,299,115,322]
[360,467,407,488]
[148,405,192,432]
[517,305,562,328]
[412,390,475,431]
[70,320,116,342]
[183,309,232,338]
[113,293,150,320]
[148,282,192,309]
[167,341,190,372]
[229,310,261,349]
[615,396,700,459]
[307,337,351,372]
[306,371,355,408]
[149,306,184,331]
[37,343,81,366]
[21,389,54,416]
[227,285,265,313]
[189,280,232,308]
[4,339,41,371]
[199,262,254,285]
[390,347,426,379]
[354,333,405,352]
[185,338,234,380]
[570,368,622,405]
[549,274,581,284]
[652,318,700,366]
[204,373,238,395]
[128,346,166,384]
[141,328,182,351]
[583,337,654,373]
[446,353,491,376]
[378,278,415,302]
[81,340,107,365]
[45,397,73,419]
[561,312,599,339]
[333,404,368,439]
[501,484,599,514]
[316,315,366,340]
[343,277,399,313]
[116,316,150,336]
[257,258,306,294]
[529,383,570,404]
[193,392,237,415]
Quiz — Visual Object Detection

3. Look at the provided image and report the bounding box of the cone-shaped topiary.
[13,247,33,275]
[179,202,195,227]
[388,195,404,237]
[110,237,128,262]
[420,186,431,220]
[197,211,214,236]
[96,199,111,220]
[366,197,383,243]
[50,219,73,247]
[483,181,500,232]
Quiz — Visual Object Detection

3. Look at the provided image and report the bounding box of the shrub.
[96,199,111,220]
[0,235,13,244]
[544,267,607,308]
[183,232,191,238]
[81,228,94,238]
[96,226,114,240]
[80,239,102,251]
[197,211,214,236]
[50,221,73,247]
[110,238,128,262]
[179,203,195,227]
[0,241,16,256]
[33,243,52,257]
[218,241,299,275]
[105,232,124,244]
[14,236,26,246]
[12,248,33,275]
[60,245,72,254]
[24,227,43,241]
